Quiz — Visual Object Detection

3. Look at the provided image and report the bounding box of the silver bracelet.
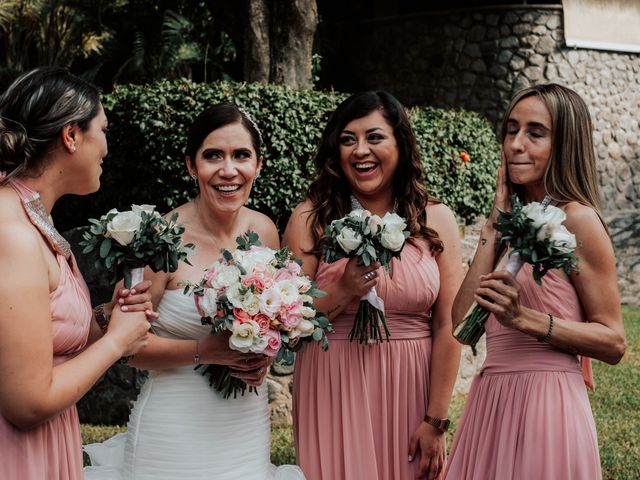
[193,339,200,364]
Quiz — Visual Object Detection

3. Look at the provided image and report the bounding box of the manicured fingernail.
[408,456,412,462]
[131,289,137,294]
[121,305,128,311]
[118,298,124,304]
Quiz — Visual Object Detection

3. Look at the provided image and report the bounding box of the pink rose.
[280,299,304,330]
[254,312,272,334]
[285,260,302,275]
[263,329,282,357]
[242,274,266,290]
[233,307,252,323]
[203,266,219,288]
[274,269,294,282]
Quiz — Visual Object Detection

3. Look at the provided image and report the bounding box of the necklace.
[23,192,72,260]
[350,194,398,214]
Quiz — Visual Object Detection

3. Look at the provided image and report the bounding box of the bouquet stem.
[348,287,390,344]
[454,252,524,350]
[195,364,258,399]
[124,267,145,289]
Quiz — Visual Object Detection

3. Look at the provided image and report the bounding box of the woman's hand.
[474,270,524,330]
[409,422,446,479]
[338,257,381,298]
[199,332,271,386]
[105,308,151,357]
[107,280,159,321]
[488,151,511,225]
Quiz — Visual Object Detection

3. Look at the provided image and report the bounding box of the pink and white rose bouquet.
[184,231,332,398]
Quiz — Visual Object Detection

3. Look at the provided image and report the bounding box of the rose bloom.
[195,288,218,317]
[273,269,294,282]
[242,274,266,290]
[233,307,252,323]
[259,287,283,318]
[280,299,304,330]
[229,320,261,352]
[285,260,302,275]
[254,312,272,335]
[262,329,282,357]
[203,263,221,288]
[290,319,315,339]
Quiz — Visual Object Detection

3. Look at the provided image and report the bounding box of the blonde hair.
[501,83,606,227]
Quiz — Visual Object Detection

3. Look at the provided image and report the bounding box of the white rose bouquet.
[80,205,194,288]
[322,209,410,344]
[184,231,332,399]
[454,195,579,350]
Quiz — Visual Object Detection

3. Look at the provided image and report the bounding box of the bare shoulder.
[426,201,457,234]
[246,208,279,248]
[288,199,315,227]
[0,220,48,279]
[562,202,606,235]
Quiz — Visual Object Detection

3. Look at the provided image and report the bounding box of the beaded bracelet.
[537,313,554,343]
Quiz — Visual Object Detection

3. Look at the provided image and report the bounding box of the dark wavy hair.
[0,67,101,183]
[306,90,443,256]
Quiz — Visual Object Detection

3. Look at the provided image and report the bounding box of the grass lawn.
[82,306,640,477]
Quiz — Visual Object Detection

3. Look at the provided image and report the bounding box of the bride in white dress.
[84,103,305,480]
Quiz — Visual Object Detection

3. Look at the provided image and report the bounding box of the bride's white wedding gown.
[84,289,304,480]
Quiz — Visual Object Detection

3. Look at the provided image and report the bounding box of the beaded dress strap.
[1,172,72,259]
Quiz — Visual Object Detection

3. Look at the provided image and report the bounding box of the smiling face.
[338,109,399,201]
[503,95,552,200]
[187,121,262,215]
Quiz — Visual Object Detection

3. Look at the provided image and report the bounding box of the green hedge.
[54,79,500,230]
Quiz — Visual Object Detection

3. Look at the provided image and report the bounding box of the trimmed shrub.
[54,80,500,230]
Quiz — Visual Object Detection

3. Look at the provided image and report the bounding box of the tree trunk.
[244,0,271,83]
[269,0,318,89]
[206,0,318,89]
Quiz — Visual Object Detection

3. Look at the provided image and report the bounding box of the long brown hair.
[501,84,606,227]
[306,90,443,256]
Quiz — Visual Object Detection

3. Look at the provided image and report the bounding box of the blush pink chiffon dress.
[293,242,441,480]
[445,263,600,480]
[0,177,92,480]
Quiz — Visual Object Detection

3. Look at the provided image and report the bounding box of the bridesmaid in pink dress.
[447,84,627,479]
[284,91,463,480]
[0,67,153,479]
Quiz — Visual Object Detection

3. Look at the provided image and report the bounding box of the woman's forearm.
[427,322,462,419]
[452,225,501,328]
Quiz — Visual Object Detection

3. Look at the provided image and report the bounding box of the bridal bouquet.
[184,231,332,399]
[322,209,410,344]
[80,204,193,288]
[454,195,578,350]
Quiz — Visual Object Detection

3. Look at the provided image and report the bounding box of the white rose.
[300,294,313,304]
[229,320,261,352]
[381,212,407,230]
[368,214,383,235]
[241,292,261,316]
[259,288,283,318]
[290,319,315,339]
[548,224,577,253]
[131,204,156,214]
[211,265,241,289]
[106,211,143,246]
[276,280,300,305]
[380,226,406,251]
[235,247,276,273]
[225,283,244,309]
[348,209,371,221]
[249,334,269,354]
[301,306,316,318]
[336,227,363,253]
[523,203,566,233]
[197,288,218,317]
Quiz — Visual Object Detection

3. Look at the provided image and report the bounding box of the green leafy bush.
[54,80,500,230]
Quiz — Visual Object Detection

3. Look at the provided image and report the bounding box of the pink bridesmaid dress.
[0,178,92,480]
[445,263,600,480]
[293,242,440,480]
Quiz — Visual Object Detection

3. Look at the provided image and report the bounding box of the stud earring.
[70,144,76,152]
